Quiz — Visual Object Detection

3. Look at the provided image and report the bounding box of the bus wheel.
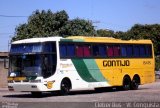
[60,79,71,95]
[122,76,131,90]
[131,76,140,90]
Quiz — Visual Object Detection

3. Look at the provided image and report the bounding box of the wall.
[0,59,8,87]
[0,52,8,88]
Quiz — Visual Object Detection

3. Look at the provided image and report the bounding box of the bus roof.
[12,36,152,44]
[12,37,62,44]
[62,36,152,44]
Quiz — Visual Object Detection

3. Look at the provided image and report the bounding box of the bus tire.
[122,76,131,90]
[131,76,140,90]
[60,78,71,95]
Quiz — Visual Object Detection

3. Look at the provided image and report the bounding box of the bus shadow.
[3,88,115,98]
[69,87,117,95]
[3,87,149,98]
[3,92,53,98]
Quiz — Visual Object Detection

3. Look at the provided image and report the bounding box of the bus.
[7,36,155,95]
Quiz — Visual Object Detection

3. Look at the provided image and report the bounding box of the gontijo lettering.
[103,60,130,67]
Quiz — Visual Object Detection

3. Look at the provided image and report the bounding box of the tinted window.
[93,45,106,57]
[76,45,83,57]
[107,46,113,57]
[67,44,75,57]
[60,44,67,57]
[83,45,91,57]
[76,45,91,57]
[140,45,145,57]
[42,54,57,78]
[99,45,106,57]
[126,45,133,57]
[43,42,56,52]
[10,43,42,53]
[121,45,127,57]
[93,45,99,56]
[60,43,152,58]
[113,46,120,57]
[146,45,152,57]
[133,45,139,57]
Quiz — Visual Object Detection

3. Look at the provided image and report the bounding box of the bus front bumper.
[8,82,59,92]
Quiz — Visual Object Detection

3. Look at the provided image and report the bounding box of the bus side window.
[92,45,99,56]
[126,45,133,57]
[99,45,106,57]
[76,45,83,57]
[60,44,67,57]
[67,44,75,57]
[92,45,106,57]
[133,45,140,57]
[140,45,145,57]
[113,45,120,57]
[43,55,56,78]
[83,45,91,57]
[76,45,91,57]
[146,45,152,57]
[107,46,113,57]
[121,45,127,57]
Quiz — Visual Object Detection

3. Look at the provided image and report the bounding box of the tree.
[60,18,95,36]
[96,29,114,37]
[12,10,95,41]
[13,10,69,41]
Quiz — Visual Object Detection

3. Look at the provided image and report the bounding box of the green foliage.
[96,29,114,37]
[155,57,160,71]
[60,18,95,36]
[12,10,95,41]
[13,10,69,41]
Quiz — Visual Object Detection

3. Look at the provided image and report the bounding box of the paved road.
[0,80,160,108]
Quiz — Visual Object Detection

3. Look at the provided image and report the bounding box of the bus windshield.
[10,55,42,77]
[9,42,57,78]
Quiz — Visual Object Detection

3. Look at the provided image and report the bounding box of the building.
[0,52,8,88]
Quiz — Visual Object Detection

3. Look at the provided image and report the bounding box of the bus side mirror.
[4,58,9,69]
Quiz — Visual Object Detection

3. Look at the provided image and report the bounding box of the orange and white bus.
[8,36,155,95]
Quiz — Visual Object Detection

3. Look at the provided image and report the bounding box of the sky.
[0,0,160,51]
